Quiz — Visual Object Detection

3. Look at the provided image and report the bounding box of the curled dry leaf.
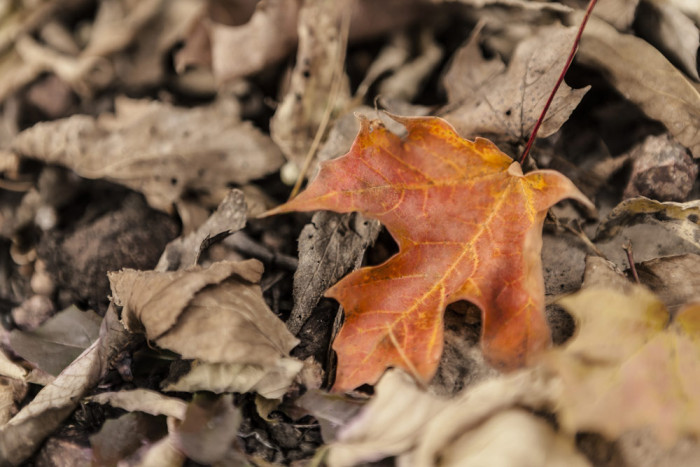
[287,211,380,334]
[635,0,700,81]
[578,16,700,158]
[443,25,589,143]
[267,114,594,391]
[0,305,132,466]
[87,389,188,420]
[545,286,700,446]
[327,368,583,467]
[109,260,302,397]
[637,254,700,313]
[595,197,700,250]
[270,0,351,168]
[156,189,248,272]
[11,97,284,212]
[9,306,102,376]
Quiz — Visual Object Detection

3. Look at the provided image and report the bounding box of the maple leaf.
[268,115,593,391]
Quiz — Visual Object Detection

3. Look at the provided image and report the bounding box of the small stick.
[520,0,598,165]
[622,241,640,284]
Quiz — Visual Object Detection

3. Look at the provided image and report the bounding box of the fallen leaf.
[163,359,303,400]
[595,197,700,249]
[0,305,132,465]
[170,394,242,465]
[87,389,188,420]
[270,0,351,168]
[11,96,284,212]
[287,211,380,334]
[443,25,589,143]
[327,368,581,466]
[0,377,27,425]
[637,254,700,312]
[9,306,102,376]
[89,412,167,466]
[545,285,700,446]
[267,114,594,391]
[635,0,700,81]
[593,0,639,31]
[0,350,28,381]
[110,260,302,397]
[578,15,700,158]
[156,189,248,272]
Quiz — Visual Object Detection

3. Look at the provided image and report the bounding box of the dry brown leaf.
[270,0,351,169]
[9,306,102,376]
[327,368,581,466]
[637,254,700,313]
[110,260,302,397]
[636,0,700,81]
[0,377,27,425]
[578,16,700,158]
[545,287,700,446]
[595,197,700,250]
[87,389,188,420]
[162,359,302,399]
[443,25,589,143]
[0,305,131,465]
[89,412,169,466]
[156,189,248,272]
[11,97,284,212]
[594,0,640,31]
[287,211,380,334]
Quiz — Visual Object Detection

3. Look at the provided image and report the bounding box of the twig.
[622,241,640,283]
[520,0,598,165]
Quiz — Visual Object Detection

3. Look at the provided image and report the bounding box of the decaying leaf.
[637,254,700,313]
[270,0,351,169]
[287,211,380,334]
[109,260,302,397]
[89,412,168,466]
[170,394,242,465]
[0,305,132,466]
[595,197,700,249]
[9,306,102,376]
[327,368,583,466]
[268,114,594,391]
[443,25,589,143]
[635,0,700,81]
[11,96,284,212]
[87,389,188,420]
[156,189,248,272]
[163,359,303,400]
[578,16,700,158]
[546,286,700,446]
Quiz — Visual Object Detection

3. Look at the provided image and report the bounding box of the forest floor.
[1,0,700,466]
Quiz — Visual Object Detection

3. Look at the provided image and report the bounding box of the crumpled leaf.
[287,211,380,334]
[545,285,700,446]
[170,394,242,465]
[267,114,594,391]
[89,412,168,466]
[11,96,284,212]
[637,254,700,313]
[9,306,102,376]
[163,359,303,400]
[270,0,351,169]
[87,389,188,420]
[578,15,700,157]
[156,189,248,271]
[327,368,585,467]
[109,260,302,397]
[443,24,589,143]
[0,305,132,466]
[635,0,700,81]
[593,0,640,31]
[595,197,700,249]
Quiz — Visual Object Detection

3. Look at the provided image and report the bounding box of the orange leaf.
[268,115,593,391]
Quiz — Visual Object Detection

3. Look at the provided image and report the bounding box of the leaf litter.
[0,0,699,465]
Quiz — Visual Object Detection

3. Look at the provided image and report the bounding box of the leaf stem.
[519,0,598,165]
